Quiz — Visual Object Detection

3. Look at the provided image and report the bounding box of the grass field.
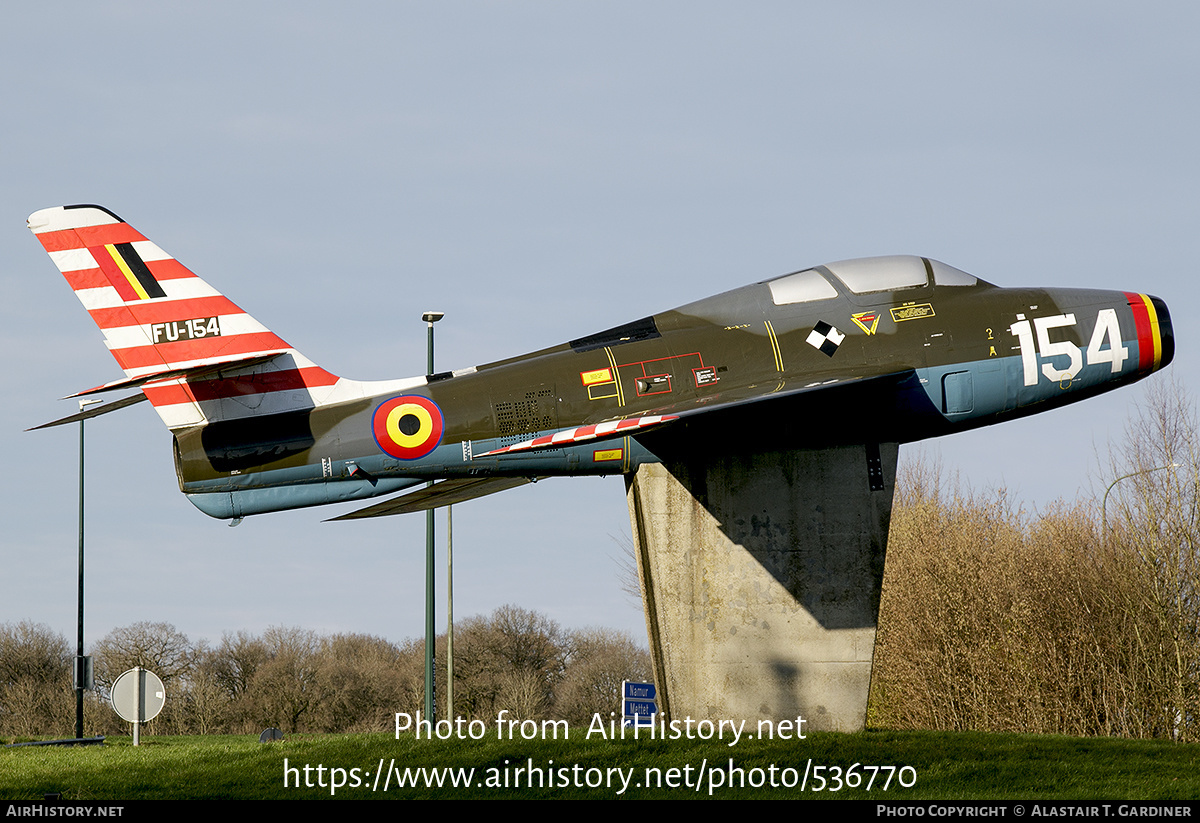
[3,727,1199,800]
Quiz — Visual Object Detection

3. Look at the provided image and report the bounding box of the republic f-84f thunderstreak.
[29,204,1173,521]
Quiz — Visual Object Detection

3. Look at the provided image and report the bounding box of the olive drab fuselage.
[171,258,1172,519]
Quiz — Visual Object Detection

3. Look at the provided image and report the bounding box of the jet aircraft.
[29,204,1173,521]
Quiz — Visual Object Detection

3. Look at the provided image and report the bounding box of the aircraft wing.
[481,370,910,457]
[329,369,915,520]
[328,476,545,520]
[480,414,679,455]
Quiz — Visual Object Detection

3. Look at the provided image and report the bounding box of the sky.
[2,2,1197,651]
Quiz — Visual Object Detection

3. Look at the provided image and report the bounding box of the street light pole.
[75,398,101,740]
[446,505,454,720]
[1102,462,1181,535]
[421,311,444,722]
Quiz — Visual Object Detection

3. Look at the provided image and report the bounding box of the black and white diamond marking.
[806,321,845,357]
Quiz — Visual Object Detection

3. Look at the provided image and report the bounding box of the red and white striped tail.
[29,205,341,430]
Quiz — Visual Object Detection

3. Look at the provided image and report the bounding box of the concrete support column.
[626,443,896,731]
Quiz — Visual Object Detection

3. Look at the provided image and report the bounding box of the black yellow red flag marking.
[1125,292,1166,372]
[93,243,166,301]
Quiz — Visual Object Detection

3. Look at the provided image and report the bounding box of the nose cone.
[1127,292,1172,372]
[1149,295,1174,370]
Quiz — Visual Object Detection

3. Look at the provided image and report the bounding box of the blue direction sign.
[624,681,656,700]
[622,680,657,726]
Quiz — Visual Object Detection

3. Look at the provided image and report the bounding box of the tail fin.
[29,205,339,430]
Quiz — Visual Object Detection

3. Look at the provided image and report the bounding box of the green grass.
[2,728,1198,800]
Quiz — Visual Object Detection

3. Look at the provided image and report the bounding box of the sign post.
[110,667,165,746]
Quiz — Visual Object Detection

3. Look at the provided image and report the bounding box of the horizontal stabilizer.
[27,393,149,431]
[328,476,545,520]
[66,352,289,397]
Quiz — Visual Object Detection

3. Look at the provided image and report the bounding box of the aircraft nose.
[1130,293,1173,372]
[1151,295,1174,370]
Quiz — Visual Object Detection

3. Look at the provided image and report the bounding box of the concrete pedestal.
[626,443,897,731]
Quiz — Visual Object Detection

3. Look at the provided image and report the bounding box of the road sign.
[622,680,657,727]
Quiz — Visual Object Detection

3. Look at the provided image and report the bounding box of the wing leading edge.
[329,476,545,520]
[334,369,915,518]
[480,369,909,458]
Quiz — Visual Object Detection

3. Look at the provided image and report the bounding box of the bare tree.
[872,384,1200,740]
[207,631,269,700]
[313,633,408,732]
[609,534,644,607]
[873,457,1131,735]
[245,626,321,733]
[92,621,195,692]
[452,605,569,719]
[91,621,196,734]
[556,627,651,723]
[53,608,651,735]
[1102,381,1200,740]
[0,622,73,738]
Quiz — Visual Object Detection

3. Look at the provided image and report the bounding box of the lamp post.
[75,397,101,740]
[447,505,454,720]
[421,311,443,722]
[1101,460,1183,740]
[1102,462,1180,535]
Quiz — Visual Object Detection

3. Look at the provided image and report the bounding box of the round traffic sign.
[110,668,166,723]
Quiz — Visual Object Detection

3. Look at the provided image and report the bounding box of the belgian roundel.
[372,395,444,460]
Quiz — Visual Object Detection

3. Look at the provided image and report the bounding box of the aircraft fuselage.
[172,255,1172,518]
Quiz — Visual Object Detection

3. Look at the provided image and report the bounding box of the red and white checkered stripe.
[29,205,352,429]
[480,415,678,456]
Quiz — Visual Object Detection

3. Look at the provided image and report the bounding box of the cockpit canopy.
[768,255,981,306]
